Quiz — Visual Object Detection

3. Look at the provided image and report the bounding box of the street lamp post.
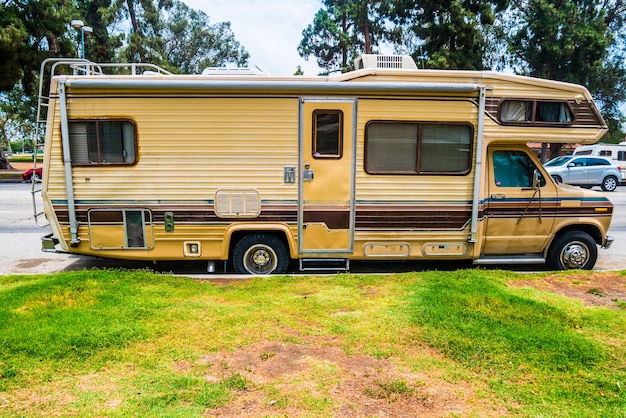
[70,19,93,59]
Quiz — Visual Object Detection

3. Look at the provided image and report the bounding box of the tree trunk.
[0,149,14,170]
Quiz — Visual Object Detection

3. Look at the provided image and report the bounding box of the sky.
[184,0,325,76]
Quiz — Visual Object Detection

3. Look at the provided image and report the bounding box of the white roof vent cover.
[354,54,417,70]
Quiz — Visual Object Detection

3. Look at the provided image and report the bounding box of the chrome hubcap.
[243,245,277,274]
[560,241,588,269]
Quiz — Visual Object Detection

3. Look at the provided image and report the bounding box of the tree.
[509,0,626,149]
[0,86,36,168]
[0,0,76,94]
[298,0,394,73]
[111,0,172,66]
[161,1,249,74]
[0,0,251,170]
[393,0,509,70]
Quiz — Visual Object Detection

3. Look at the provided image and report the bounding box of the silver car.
[544,155,621,192]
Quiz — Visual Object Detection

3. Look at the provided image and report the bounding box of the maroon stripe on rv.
[303,210,350,230]
[51,203,612,230]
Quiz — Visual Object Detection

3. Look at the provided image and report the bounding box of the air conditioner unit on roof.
[354,54,417,70]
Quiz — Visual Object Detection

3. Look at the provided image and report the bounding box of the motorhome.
[33,55,613,273]
[573,142,626,181]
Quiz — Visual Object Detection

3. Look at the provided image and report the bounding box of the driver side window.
[493,150,544,188]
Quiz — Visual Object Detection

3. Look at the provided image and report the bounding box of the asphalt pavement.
[1,182,626,276]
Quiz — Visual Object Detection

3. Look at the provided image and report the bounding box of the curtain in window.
[421,125,471,172]
[366,123,417,172]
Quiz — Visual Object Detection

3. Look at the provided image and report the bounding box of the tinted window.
[493,150,543,188]
[587,158,611,166]
[544,156,572,167]
[313,111,342,158]
[365,122,472,174]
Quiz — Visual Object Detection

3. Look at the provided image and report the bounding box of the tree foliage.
[509,0,626,142]
[299,0,625,139]
[298,0,394,73]
[0,0,250,163]
[162,1,249,74]
[394,0,509,70]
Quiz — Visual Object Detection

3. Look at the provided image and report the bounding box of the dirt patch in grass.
[510,271,626,308]
[199,337,508,417]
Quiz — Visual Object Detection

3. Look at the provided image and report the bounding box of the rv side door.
[298,99,356,253]
[483,148,556,255]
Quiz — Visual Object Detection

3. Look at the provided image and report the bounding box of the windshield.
[544,156,573,167]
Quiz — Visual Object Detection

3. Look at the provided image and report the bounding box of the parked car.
[544,155,621,192]
[22,167,42,181]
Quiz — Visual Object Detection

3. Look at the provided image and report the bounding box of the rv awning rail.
[63,78,482,95]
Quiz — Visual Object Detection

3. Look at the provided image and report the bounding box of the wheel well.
[551,225,603,248]
[228,230,292,259]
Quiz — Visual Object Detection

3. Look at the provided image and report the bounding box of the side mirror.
[532,169,542,190]
[567,162,575,168]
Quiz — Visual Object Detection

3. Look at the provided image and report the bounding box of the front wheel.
[601,175,618,192]
[551,175,562,184]
[233,234,289,275]
[546,231,597,270]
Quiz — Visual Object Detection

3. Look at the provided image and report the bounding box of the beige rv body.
[37,55,613,273]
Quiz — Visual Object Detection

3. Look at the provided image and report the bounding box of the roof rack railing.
[65,61,173,76]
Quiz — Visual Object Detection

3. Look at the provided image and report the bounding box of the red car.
[22,167,43,181]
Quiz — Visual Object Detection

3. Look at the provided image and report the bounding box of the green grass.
[0,269,624,417]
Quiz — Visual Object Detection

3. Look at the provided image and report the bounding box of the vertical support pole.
[58,80,80,245]
[469,86,487,243]
[80,28,85,59]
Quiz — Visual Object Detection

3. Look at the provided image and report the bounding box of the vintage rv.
[33,55,613,274]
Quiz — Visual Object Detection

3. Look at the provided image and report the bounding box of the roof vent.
[354,54,417,70]
[201,64,270,76]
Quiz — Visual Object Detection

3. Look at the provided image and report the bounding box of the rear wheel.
[546,231,597,270]
[233,234,289,275]
[601,175,618,192]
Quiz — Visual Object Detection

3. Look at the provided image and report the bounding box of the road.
[1,182,626,275]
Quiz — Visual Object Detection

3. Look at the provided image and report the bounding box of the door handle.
[490,193,505,199]
[303,163,314,181]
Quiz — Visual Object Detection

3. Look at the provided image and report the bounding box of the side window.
[588,157,610,166]
[69,120,137,166]
[499,100,573,124]
[365,122,472,174]
[618,151,626,161]
[599,150,612,157]
[313,110,342,158]
[493,150,543,188]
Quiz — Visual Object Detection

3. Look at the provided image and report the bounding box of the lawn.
[0,269,624,417]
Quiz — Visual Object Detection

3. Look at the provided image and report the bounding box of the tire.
[552,175,562,184]
[546,231,597,270]
[601,175,618,192]
[233,234,289,275]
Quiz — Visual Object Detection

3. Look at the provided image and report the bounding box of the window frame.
[498,99,575,126]
[364,120,474,176]
[312,110,343,159]
[67,118,138,167]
